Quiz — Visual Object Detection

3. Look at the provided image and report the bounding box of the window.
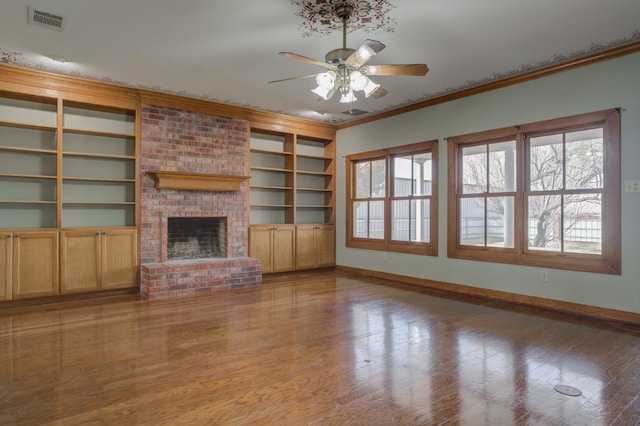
[346,140,438,255]
[448,109,620,274]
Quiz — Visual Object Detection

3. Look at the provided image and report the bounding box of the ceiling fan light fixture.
[315,70,336,89]
[362,79,381,98]
[349,70,368,91]
[340,90,357,104]
[311,85,333,100]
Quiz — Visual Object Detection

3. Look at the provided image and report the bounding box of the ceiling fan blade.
[345,39,386,67]
[279,52,329,69]
[370,87,388,99]
[361,64,429,76]
[268,74,317,84]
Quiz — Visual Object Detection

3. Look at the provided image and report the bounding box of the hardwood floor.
[0,270,639,425]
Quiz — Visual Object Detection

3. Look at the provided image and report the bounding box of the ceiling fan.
[269,3,429,103]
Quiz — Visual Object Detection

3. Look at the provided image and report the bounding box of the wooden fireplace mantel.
[147,170,250,191]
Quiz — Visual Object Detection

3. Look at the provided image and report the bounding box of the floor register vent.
[28,7,65,31]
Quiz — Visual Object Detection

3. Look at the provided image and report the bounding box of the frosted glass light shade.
[349,71,368,91]
[315,71,336,89]
[340,90,357,103]
[312,85,333,100]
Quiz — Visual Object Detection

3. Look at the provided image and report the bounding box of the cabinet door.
[249,225,275,273]
[12,231,59,299]
[0,233,11,300]
[102,229,137,290]
[272,225,295,273]
[315,225,336,268]
[60,230,100,294]
[295,224,317,270]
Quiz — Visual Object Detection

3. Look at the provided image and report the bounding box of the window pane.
[393,153,432,197]
[392,199,410,241]
[355,161,370,198]
[528,195,562,251]
[412,199,430,242]
[393,199,431,242]
[353,201,369,238]
[566,128,604,190]
[460,197,485,246]
[489,141,516,192]
[530,134,563,191]
[393,156,413,197]
[564,193,602,254]
[462,146,486,194]
[369,200,385,239]
[415,152,432,196]
[487,196,514,248]
[371,159,386,198]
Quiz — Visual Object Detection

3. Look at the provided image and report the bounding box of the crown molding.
[336,40,640,130]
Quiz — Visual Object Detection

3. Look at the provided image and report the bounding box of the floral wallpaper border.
[1,29,639,124]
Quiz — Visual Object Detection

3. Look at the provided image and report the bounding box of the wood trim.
[345,140,439,256]
[336,265,640,325]
[138,90,336,139]
[0,64,140,109]
[3,41,638,134]
[147,170,250,192]
[336,40,640,130]
[446,109,621,275]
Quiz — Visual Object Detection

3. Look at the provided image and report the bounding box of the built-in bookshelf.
[0,95,58,229]
[249,131,295,225]
[61,103,136,228]
[249,129,335,272]
[0,93,136,229]
[249,131,334,225]
[295,137,334,225]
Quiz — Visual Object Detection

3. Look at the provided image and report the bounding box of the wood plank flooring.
[0,270,639,425]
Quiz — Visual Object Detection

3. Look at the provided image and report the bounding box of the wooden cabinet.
[60,228,137,293]
[249,225,295,273]
[101,229,138,290]
[10,231,59,299]
[295,224,335,270]
[0,232,11,300]
[249,129,336,273]
[0,87,138,301]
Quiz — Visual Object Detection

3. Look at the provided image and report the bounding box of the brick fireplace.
[139,104,261,299]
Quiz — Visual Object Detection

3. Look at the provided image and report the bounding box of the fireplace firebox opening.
[167,217,227,260]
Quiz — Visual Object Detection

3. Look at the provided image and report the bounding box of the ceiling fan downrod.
[325,4,356,65]
[335,4,353,49]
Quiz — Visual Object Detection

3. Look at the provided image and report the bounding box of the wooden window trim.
[447,109,621,274]
[346,140,438,256]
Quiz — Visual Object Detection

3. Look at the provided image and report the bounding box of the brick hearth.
[139,104,261,299]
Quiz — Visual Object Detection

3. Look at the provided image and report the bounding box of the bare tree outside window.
[527,128,604,254]
[448,109,620,274]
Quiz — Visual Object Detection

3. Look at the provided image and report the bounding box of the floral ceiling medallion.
[290,0,396,37]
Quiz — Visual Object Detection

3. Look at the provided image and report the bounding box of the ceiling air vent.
[28,7,65,31]
[342,109,369,116]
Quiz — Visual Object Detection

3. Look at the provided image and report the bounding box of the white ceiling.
[1,0,639,124]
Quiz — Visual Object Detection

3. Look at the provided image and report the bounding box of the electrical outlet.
[540,270,549,282]
[383,253,388,262]
[624,180,640,193]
